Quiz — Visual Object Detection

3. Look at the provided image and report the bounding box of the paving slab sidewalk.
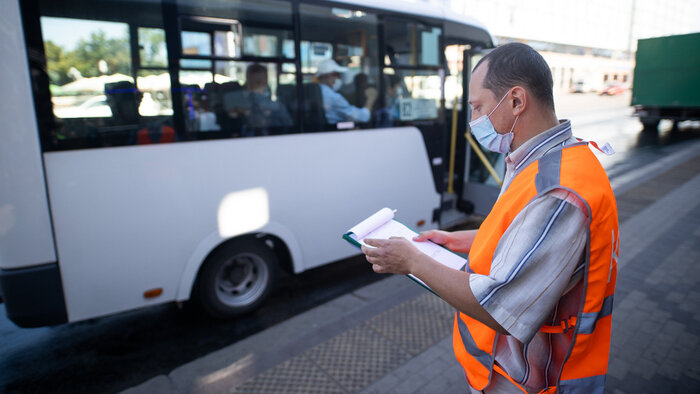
[123,142,700,394]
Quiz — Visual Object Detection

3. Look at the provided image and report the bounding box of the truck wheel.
[640,118,659,131]
[194,239,278,318]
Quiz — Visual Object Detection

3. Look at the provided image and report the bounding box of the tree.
[45,29,131,86]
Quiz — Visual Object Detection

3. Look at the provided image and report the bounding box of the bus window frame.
[380,15,446,126]
[23,0,176,151]
[22,0,468,151]
[173,11,299,137]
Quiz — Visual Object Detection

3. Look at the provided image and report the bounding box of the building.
[443,0,700,93]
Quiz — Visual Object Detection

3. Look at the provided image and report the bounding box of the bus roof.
[329,0,495,48]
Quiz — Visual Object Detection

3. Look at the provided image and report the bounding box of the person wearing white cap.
[316,59,378,126]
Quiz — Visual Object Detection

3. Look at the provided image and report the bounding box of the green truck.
[631,32,700,130]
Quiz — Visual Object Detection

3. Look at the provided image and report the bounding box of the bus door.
[442,45,503,222]
[382,17,447,218]
[459,47,503,217]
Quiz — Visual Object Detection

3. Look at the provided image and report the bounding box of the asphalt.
[122,139,700,394]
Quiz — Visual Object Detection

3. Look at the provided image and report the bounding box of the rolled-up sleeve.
[469,189,588,343]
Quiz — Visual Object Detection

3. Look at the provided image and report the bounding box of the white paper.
[347,207,395,240]
[353,217,466,291]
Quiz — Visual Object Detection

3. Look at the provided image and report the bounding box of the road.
[1,92,698,394]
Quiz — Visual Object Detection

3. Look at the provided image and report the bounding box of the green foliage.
[139,28,168,67]
[45,29,131,86]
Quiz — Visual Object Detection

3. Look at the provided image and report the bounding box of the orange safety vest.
[137,125,175,145]
[453,143,618,393]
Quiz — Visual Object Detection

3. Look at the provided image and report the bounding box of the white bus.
[0,0,496,327]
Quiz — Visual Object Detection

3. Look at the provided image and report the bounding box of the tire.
[640,117,659,131]
[194,238,278,318]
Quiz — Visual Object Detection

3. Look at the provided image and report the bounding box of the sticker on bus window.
[398,98,438,121]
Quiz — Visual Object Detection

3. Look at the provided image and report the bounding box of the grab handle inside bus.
[464,130,503,187]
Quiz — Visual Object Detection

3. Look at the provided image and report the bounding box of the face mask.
[469,90,519,154]
[332,78,342,91]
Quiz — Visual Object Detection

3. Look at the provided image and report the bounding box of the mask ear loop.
[509,115,520,133]
[487,89,512,118]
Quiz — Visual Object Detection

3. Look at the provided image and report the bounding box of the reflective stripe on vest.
[578,294,614,335]
[453,143,618,392]
[559,374,606,394]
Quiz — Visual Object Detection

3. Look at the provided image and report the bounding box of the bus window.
[182,61,296,137]
[384,20,442,67]
[176,0,297,138]
[299,4,380,130]
[379,18,444,130]
[36,0,173,149]
[377,69,441,127]
[138,28,168,68]
[241,26,294,59]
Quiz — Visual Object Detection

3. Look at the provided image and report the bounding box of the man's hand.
[413,229,477,254]
[361,237,422,275]
[363,234,508,335]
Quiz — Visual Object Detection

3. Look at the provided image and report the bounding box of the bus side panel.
[0,1,57,270]
[43,127,439,322]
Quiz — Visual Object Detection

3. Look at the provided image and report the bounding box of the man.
[315,59,377,125]
[225,63,293,136]
[361,43,618,393]
[104,81,175,145]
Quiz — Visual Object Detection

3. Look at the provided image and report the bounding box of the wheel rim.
[214,252,269,307]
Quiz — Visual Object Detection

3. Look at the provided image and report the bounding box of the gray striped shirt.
[468,120,590,393]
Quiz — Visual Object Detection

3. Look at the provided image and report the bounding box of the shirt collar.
[506,119,572,172]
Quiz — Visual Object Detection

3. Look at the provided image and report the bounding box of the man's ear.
[511,86,526,116]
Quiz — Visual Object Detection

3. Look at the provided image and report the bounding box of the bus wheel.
[195,239,278,318]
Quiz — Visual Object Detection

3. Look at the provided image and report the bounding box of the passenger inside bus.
[223,63,293,136]
[339,72,370,108]
[104,81,175,145]
[374,74,403,128]
[315,59,377,127]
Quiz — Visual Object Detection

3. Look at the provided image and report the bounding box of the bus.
[0,0,496,327]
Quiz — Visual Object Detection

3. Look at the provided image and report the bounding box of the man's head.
[246,63,269,93]
[105,81,142,124]
[316,59,347,89]
[468,43,557,149]
[473,42,554,112]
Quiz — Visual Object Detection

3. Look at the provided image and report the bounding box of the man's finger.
[364,238,384,247]
[413,231,433,241]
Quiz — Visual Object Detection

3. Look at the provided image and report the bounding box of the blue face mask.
[469,90,519,154]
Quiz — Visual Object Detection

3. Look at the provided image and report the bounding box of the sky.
[40,17,128,50]
[447,0,700,51]
[40,1,700,53]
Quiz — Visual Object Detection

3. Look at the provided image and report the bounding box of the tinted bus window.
[385,20,442,67]
[36,0,173,149]
[379,18,444,129]
[381,69,441,123]
[176,0,297,138]
[299,4,380,130]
